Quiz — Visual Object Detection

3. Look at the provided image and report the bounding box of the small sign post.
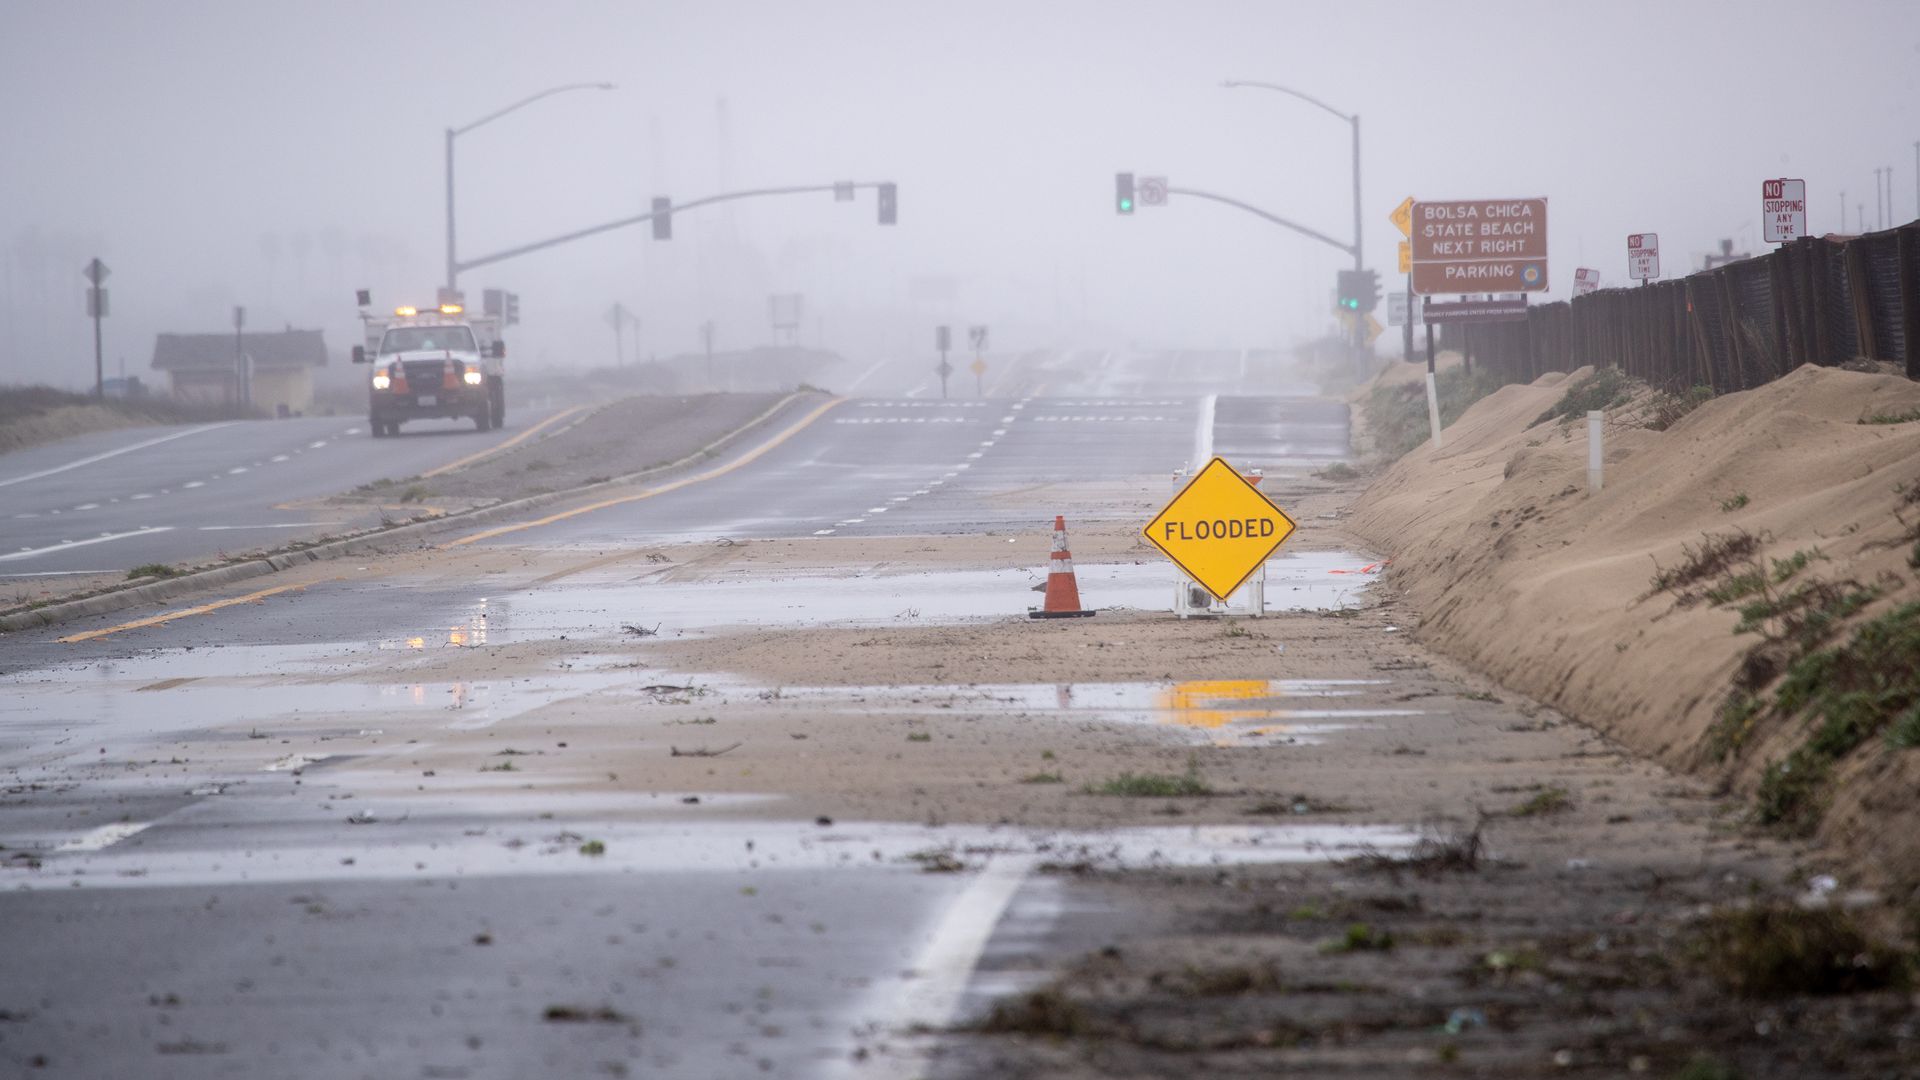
[967,326,988,397]
[1573,268,1602,296]
[83,258,110,397]
[935,325,952,399]
[1627,233,1660,283]
[1762,178,1807,243]
[1387,292,1425,327]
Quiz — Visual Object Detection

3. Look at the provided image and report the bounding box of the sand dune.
[1350,362,1920,892]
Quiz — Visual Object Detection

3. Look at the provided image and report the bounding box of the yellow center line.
[58,580,326,644]
[442,397,845,549]
[419,404,586,479]
[55,398,841,643]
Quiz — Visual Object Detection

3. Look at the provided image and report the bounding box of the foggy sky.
[3,0,1917,390]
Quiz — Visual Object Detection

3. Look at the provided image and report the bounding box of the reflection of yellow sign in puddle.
[405,613,489,651]
[1157,679,1276,732]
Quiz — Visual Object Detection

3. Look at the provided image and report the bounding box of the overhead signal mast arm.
[455,181,896,276]
[1164,186,1358,259]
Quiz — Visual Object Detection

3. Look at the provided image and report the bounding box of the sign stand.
[1165,467,1271,618]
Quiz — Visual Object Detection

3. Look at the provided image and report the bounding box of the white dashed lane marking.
[0,526,176,563]
[57,822,153,853]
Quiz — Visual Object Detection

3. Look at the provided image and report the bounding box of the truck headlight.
[462,370,484,386]
[372,373,391,390]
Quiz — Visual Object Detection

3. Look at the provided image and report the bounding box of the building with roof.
[151,328,328,416]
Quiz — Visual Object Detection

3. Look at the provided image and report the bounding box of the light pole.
[1222,79,1363,366]
[446,82,615,295]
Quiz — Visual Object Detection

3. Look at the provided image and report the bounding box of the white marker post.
[1587,410,1604,493]
[1425,371,1444,450]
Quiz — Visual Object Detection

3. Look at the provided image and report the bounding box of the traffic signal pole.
[1220,80,1369,375]
[1350,113,1366,378]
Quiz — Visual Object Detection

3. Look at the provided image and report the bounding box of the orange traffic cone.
[1029,515,1096,619]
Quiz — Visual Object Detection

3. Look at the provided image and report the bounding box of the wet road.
[0,408,560,578]
[0,378,1355,1078]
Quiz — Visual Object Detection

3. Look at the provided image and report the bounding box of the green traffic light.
[1119,199,1133,211]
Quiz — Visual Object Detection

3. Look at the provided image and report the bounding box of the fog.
[2,0,1916,390]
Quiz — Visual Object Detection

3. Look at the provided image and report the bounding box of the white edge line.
[0,423,237,489]
[827,855,1036,1079]
[1193,392,1218,472]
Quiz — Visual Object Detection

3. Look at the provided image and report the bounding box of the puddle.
[0,663,652,768]
[762,678,1420,745]
[35,816,1420,891]
[467,554,1379,639]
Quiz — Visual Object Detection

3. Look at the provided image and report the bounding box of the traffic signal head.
[878,182,897,225]
[651,196,672,240]
[482,288,504,317]
[1115,172,1135,215]
[504,292,520,326]
[1336,269,1380,312]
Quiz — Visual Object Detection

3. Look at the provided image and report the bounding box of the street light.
[1222,79,1364,359]
[445,82,616,294]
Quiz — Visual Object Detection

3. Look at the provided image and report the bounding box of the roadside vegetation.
[1361,365,1504,460]
[1652,511,1920,835]
[0,384,260,454]
[1532,366,1634,426]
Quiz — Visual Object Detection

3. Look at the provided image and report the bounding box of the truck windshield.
[380,326,477,354]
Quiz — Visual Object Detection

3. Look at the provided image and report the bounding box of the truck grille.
[402,360,448,386]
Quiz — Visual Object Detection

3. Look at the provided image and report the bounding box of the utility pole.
[1839,189,1847,233]
[232,305,247,410]
[444,126,456,297]
[1913,142,1919,219]
[1874,168,1885,229]
[701,320,715,390]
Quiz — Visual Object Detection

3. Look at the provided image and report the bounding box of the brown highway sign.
[1410,198,1548,294]
[1412,259,1548,294]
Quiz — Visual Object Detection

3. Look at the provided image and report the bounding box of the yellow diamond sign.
[1143,457,1298,602]
[1389,196,1414,237]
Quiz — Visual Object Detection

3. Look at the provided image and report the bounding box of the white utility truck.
[351,302,506,436]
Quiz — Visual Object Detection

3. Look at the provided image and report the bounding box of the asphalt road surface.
[0,365,1351,1078]
[0,408,561,578]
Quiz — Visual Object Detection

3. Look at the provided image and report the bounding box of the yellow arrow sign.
[1365,313,1385,346]
[1389,196,1413,238]
[1142,457,1298,602]
[1397,240,1411,273]
[969,357,987,377]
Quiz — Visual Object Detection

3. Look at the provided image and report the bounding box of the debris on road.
[670,743,741,758]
